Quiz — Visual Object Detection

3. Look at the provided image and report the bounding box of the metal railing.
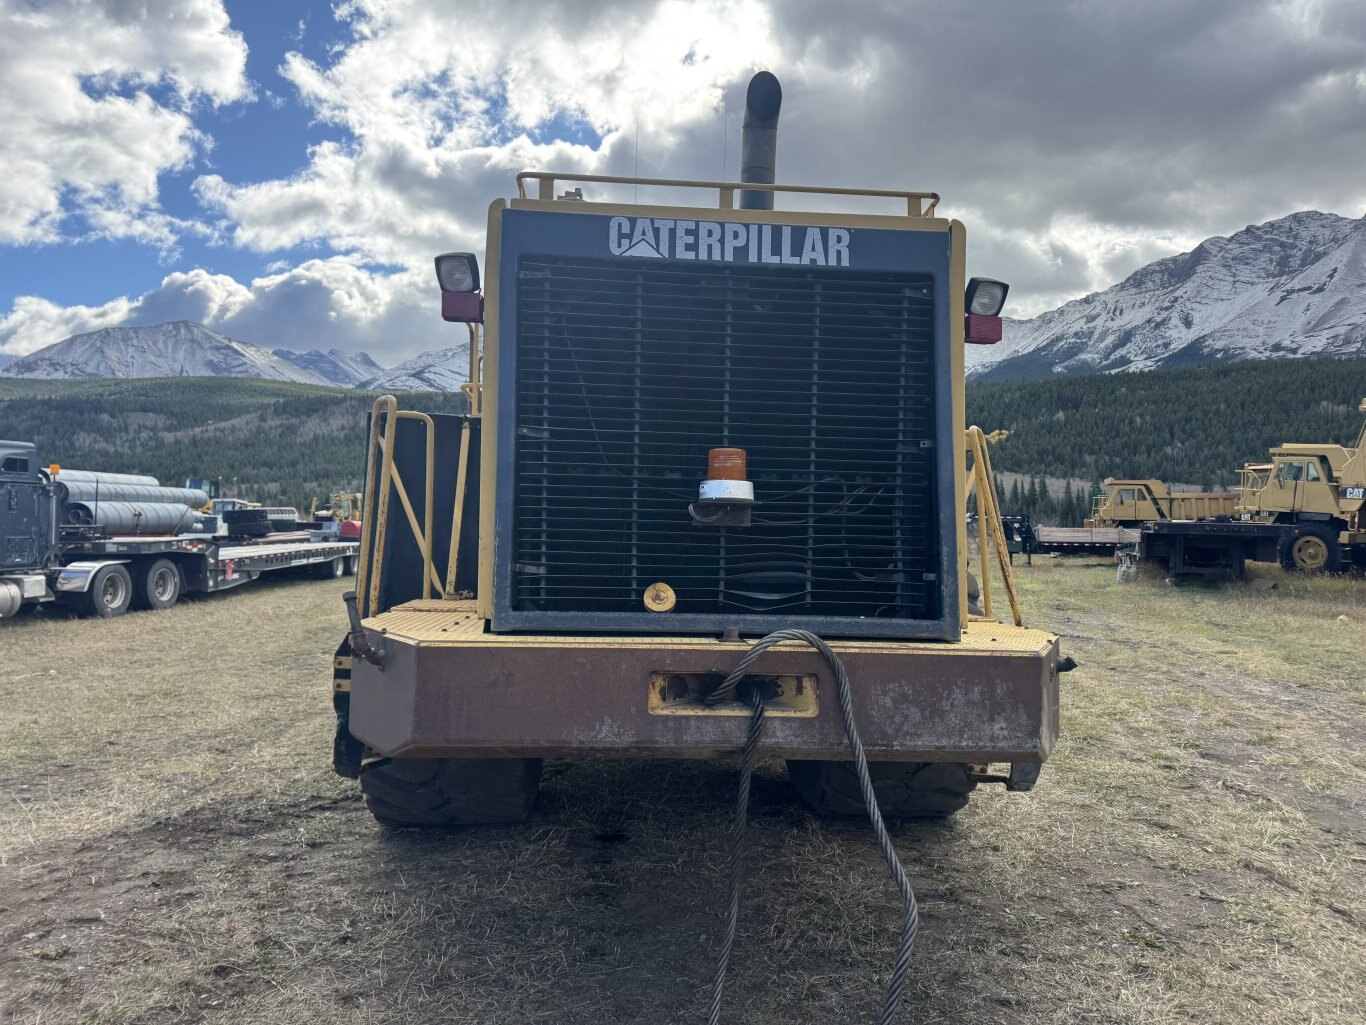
[515,171,941,217]
[355,397,438,617]
[462,322,481,416]
[966,426,1023,628]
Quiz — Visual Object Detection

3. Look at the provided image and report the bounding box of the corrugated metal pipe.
[54,468,161,487]
[61,501,201,535]
[56,481,208,507]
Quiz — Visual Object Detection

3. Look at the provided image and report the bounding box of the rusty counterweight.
[348,601,1059,762]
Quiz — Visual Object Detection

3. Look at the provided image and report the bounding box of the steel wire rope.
[703,628,919,1025]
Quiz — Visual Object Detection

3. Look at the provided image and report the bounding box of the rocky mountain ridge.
[969,210,1366,380]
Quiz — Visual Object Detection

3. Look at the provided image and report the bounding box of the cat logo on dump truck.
[608,216,851,266]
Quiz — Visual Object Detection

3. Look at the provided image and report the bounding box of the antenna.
[634,114,640,203]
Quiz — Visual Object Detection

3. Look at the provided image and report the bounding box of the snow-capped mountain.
[358,342,471,393]
[274,347,384,387]
[0,353,15,370]
[9,211,1362,391]
[968,211,1366,381]
[0,321,334,384]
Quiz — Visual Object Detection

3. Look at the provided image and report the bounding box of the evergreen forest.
[0,377,468,512]
[2,353,1364,527]
[968,354,1366,524]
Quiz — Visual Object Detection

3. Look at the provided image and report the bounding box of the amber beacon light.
[700,448,754,504]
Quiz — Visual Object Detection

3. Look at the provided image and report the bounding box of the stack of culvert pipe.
[52,468,161,487]
[56,481,208,507]
[55,468,209,536]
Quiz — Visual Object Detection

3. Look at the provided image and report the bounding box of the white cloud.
[0,0,249,245]
[0,260,446,360]
[5,0,1366,361]
[193,0,776,266]
[0,294,135,355]
[189,0,1366,328]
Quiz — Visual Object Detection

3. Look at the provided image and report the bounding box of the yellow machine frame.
[472,172,975,628]
[353,172,1025,644]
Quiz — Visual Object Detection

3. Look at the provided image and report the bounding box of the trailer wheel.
[132,558,181,611]
[314,557,345,580]
[343,554,358,576]
[786,759,977,820]
[1279,526,1341,574]
[360,756,543,827]
[76,564,133,618]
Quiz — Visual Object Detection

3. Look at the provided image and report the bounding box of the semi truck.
[331,72,1066,829]
[1138,400,1366,575]
[0,440,360,619]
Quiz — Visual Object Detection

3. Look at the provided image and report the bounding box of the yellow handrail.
[515,170,940,217]
[444,419,472,596]
[966,426,1022,628]
[461,322,481,417]
[355,396,440,616]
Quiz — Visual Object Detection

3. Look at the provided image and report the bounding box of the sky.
[1,0,1365,366]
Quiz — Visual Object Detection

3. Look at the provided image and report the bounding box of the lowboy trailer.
[0,441,359,619]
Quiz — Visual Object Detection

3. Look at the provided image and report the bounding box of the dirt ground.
[1,561,1364,1024]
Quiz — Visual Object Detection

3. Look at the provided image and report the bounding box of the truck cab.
[1091,479,1166,527]
[0,441,57,616]
[1241,447,1351,523]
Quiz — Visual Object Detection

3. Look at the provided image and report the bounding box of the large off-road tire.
[787,760,977,820]
[131,558,181,611]
[1279,525,1341,574]
[74,564,133,619]
[360,756,543,827]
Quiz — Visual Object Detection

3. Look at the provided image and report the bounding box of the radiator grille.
[509,254,940,625]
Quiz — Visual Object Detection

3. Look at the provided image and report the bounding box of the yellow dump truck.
[1140,399,1366,574]
[1089,479,1238,528]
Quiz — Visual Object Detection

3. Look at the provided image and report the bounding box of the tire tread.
[360,757,543,827]
[787,759,976,820]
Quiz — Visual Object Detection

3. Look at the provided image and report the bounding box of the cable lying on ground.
[704,628,919,1025]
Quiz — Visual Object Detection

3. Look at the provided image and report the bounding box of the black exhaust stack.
[739,71,782,210]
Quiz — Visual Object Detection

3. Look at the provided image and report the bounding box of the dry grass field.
[1,561,1364,1024]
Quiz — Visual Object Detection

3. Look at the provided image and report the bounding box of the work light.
[435,252,480,293]
[965,277,1009,316]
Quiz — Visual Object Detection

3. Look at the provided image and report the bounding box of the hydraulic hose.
[704,628,918,1025]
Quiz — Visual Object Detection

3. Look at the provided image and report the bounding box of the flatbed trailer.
[1137,519,1292,577]
[5,530,360,620]
[1033,525,1140,555]
[0,441,362,620]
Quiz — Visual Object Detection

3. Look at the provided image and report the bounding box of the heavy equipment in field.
[310,491,363,524]
[1088,478,1238,528]
[331,72,1067,1016]
[332,72,1063,829]
[1138,399,1366,575]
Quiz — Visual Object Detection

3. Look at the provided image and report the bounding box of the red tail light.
[965,314,1002,345]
